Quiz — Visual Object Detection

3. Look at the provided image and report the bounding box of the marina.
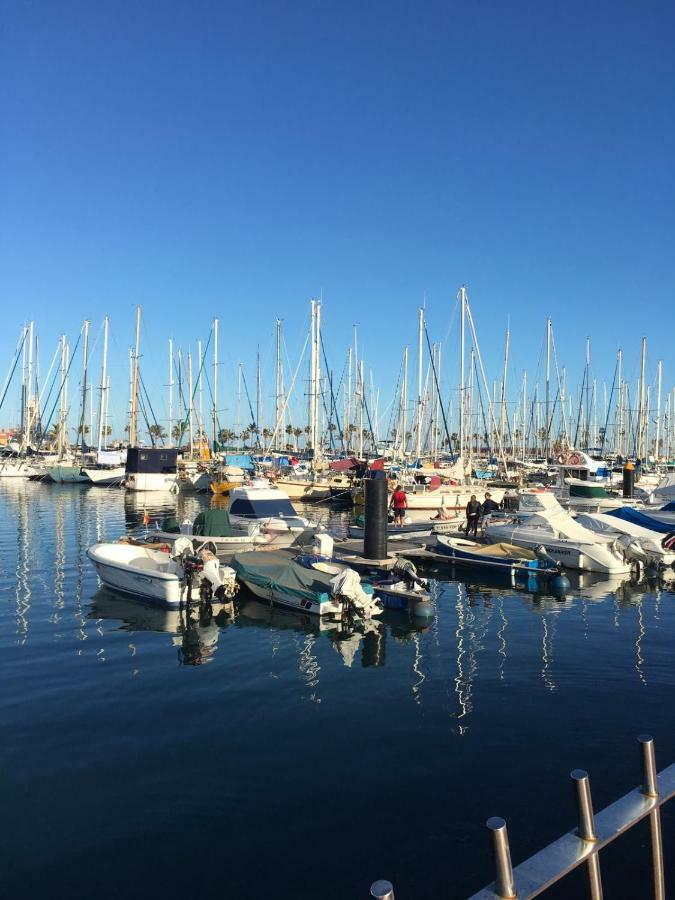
[3,2,675,895]
[3,481,675,898]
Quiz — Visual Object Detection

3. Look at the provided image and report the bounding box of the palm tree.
[148,424,167,443]
[172,424,185,443]
[240,429,251,447]
[293,427,302,450]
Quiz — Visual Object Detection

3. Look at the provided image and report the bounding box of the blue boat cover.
[605,507,673,534]
[224,454,254,469]
[662,501,675,512]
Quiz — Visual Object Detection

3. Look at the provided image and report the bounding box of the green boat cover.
[161,516,181,533]
[192,508,237,536]
[231,551,333,602]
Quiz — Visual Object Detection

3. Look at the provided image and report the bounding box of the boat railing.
[369,734,671,899]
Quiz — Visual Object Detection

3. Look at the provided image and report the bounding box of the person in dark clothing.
[465,494,481,537]
[481,492,500,516]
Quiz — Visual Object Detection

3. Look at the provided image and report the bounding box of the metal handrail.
[370,735,671,900]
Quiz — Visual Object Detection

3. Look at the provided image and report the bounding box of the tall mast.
[638,336,647,459]
[459,286,466,468]
[213,318,219,451]
[499,323,510,455]
[616,348,623,455]
[275,318,282,450]
[416,306,424,461]
[130,306,141,447]
[236,363,242,447]
[97,315,109,453]
[358,359,364,458]
[544,318,551,459]
[20,324,27,437]
[256,344,262,447]
[188,351,194,457]
[79,320,90,451]
[25,321,34,444]
[58,334,67,457]
[168,338,174,446]
[655,359,662,461]
[197,338,203,444]
[522,370,527,461]
[401,346,408,457]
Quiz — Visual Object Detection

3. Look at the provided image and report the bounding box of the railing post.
[486,817,517,898]
[370,880,395,900]
[571,769,603,900]
[639,735,665,900]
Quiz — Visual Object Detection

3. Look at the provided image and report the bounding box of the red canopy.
[329,457,358,471]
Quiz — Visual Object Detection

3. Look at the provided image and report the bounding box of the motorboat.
[226,480,315,535]
[231,550,383,618]
[483,491,636,574]
[347,515,461,540]
[295,543,432,617]
[574,511,675,566]
[154,507,296,554]
[432,533,562,576]
[87,536,238,606]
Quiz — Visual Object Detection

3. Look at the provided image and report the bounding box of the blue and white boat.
[432,533,561,575]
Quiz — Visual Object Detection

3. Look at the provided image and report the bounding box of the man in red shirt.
[390,484,408,527]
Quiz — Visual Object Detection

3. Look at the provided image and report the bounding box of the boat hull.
[125,472,179,492]
[238,578,343,617]
[484,524,630,574]
[83,466,126,485]
[87,546,184,605]
[44,465,89,484]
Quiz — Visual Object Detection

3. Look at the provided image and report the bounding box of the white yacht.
[484,491,635,574]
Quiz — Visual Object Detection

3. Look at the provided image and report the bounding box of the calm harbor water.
[2,481,675,899]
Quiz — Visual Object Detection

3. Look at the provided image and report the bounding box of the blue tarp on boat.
[224,454,254,469]
[605,507,673,534]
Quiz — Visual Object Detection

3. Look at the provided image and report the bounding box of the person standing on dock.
[391,485,408,526]
[465,495,481,537]
[481,492,500,516]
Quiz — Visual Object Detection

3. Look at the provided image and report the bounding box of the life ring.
[557,453,566,465]
[569,452,581,466]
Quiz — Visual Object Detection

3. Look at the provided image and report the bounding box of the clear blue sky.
[1,0,674,435]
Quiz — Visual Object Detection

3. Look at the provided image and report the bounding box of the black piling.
[623,461,635,499]
[364,477,388,561]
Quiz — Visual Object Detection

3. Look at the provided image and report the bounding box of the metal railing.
[370,734,673,900]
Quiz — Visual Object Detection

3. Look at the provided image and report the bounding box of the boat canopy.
[231,551,332,602]
[605,506,674,535]
[192,509,236,537]
[223,453,254,469]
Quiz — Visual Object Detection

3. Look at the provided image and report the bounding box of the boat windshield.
[230,497,298,518]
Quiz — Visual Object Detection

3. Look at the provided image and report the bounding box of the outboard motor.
[392,558,428,590]
[534,544,559,569]
[614,534,648,565]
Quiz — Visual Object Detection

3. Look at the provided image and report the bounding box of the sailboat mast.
[130,306,141,447]
[401,346,408,457]
[188,351,194,457]
[416,306,424,462]
[545,318,551,459]
[97,315,109,453]
[656,359,662,461]
[275,318,282,450]
[80,320,90,451]
[459,286,466,468]
[213,318,219,451]
[168,338,173,446]
[638,336,647,459]
[616,348,623,455]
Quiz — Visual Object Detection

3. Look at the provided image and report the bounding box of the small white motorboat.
[87,537,238,606]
